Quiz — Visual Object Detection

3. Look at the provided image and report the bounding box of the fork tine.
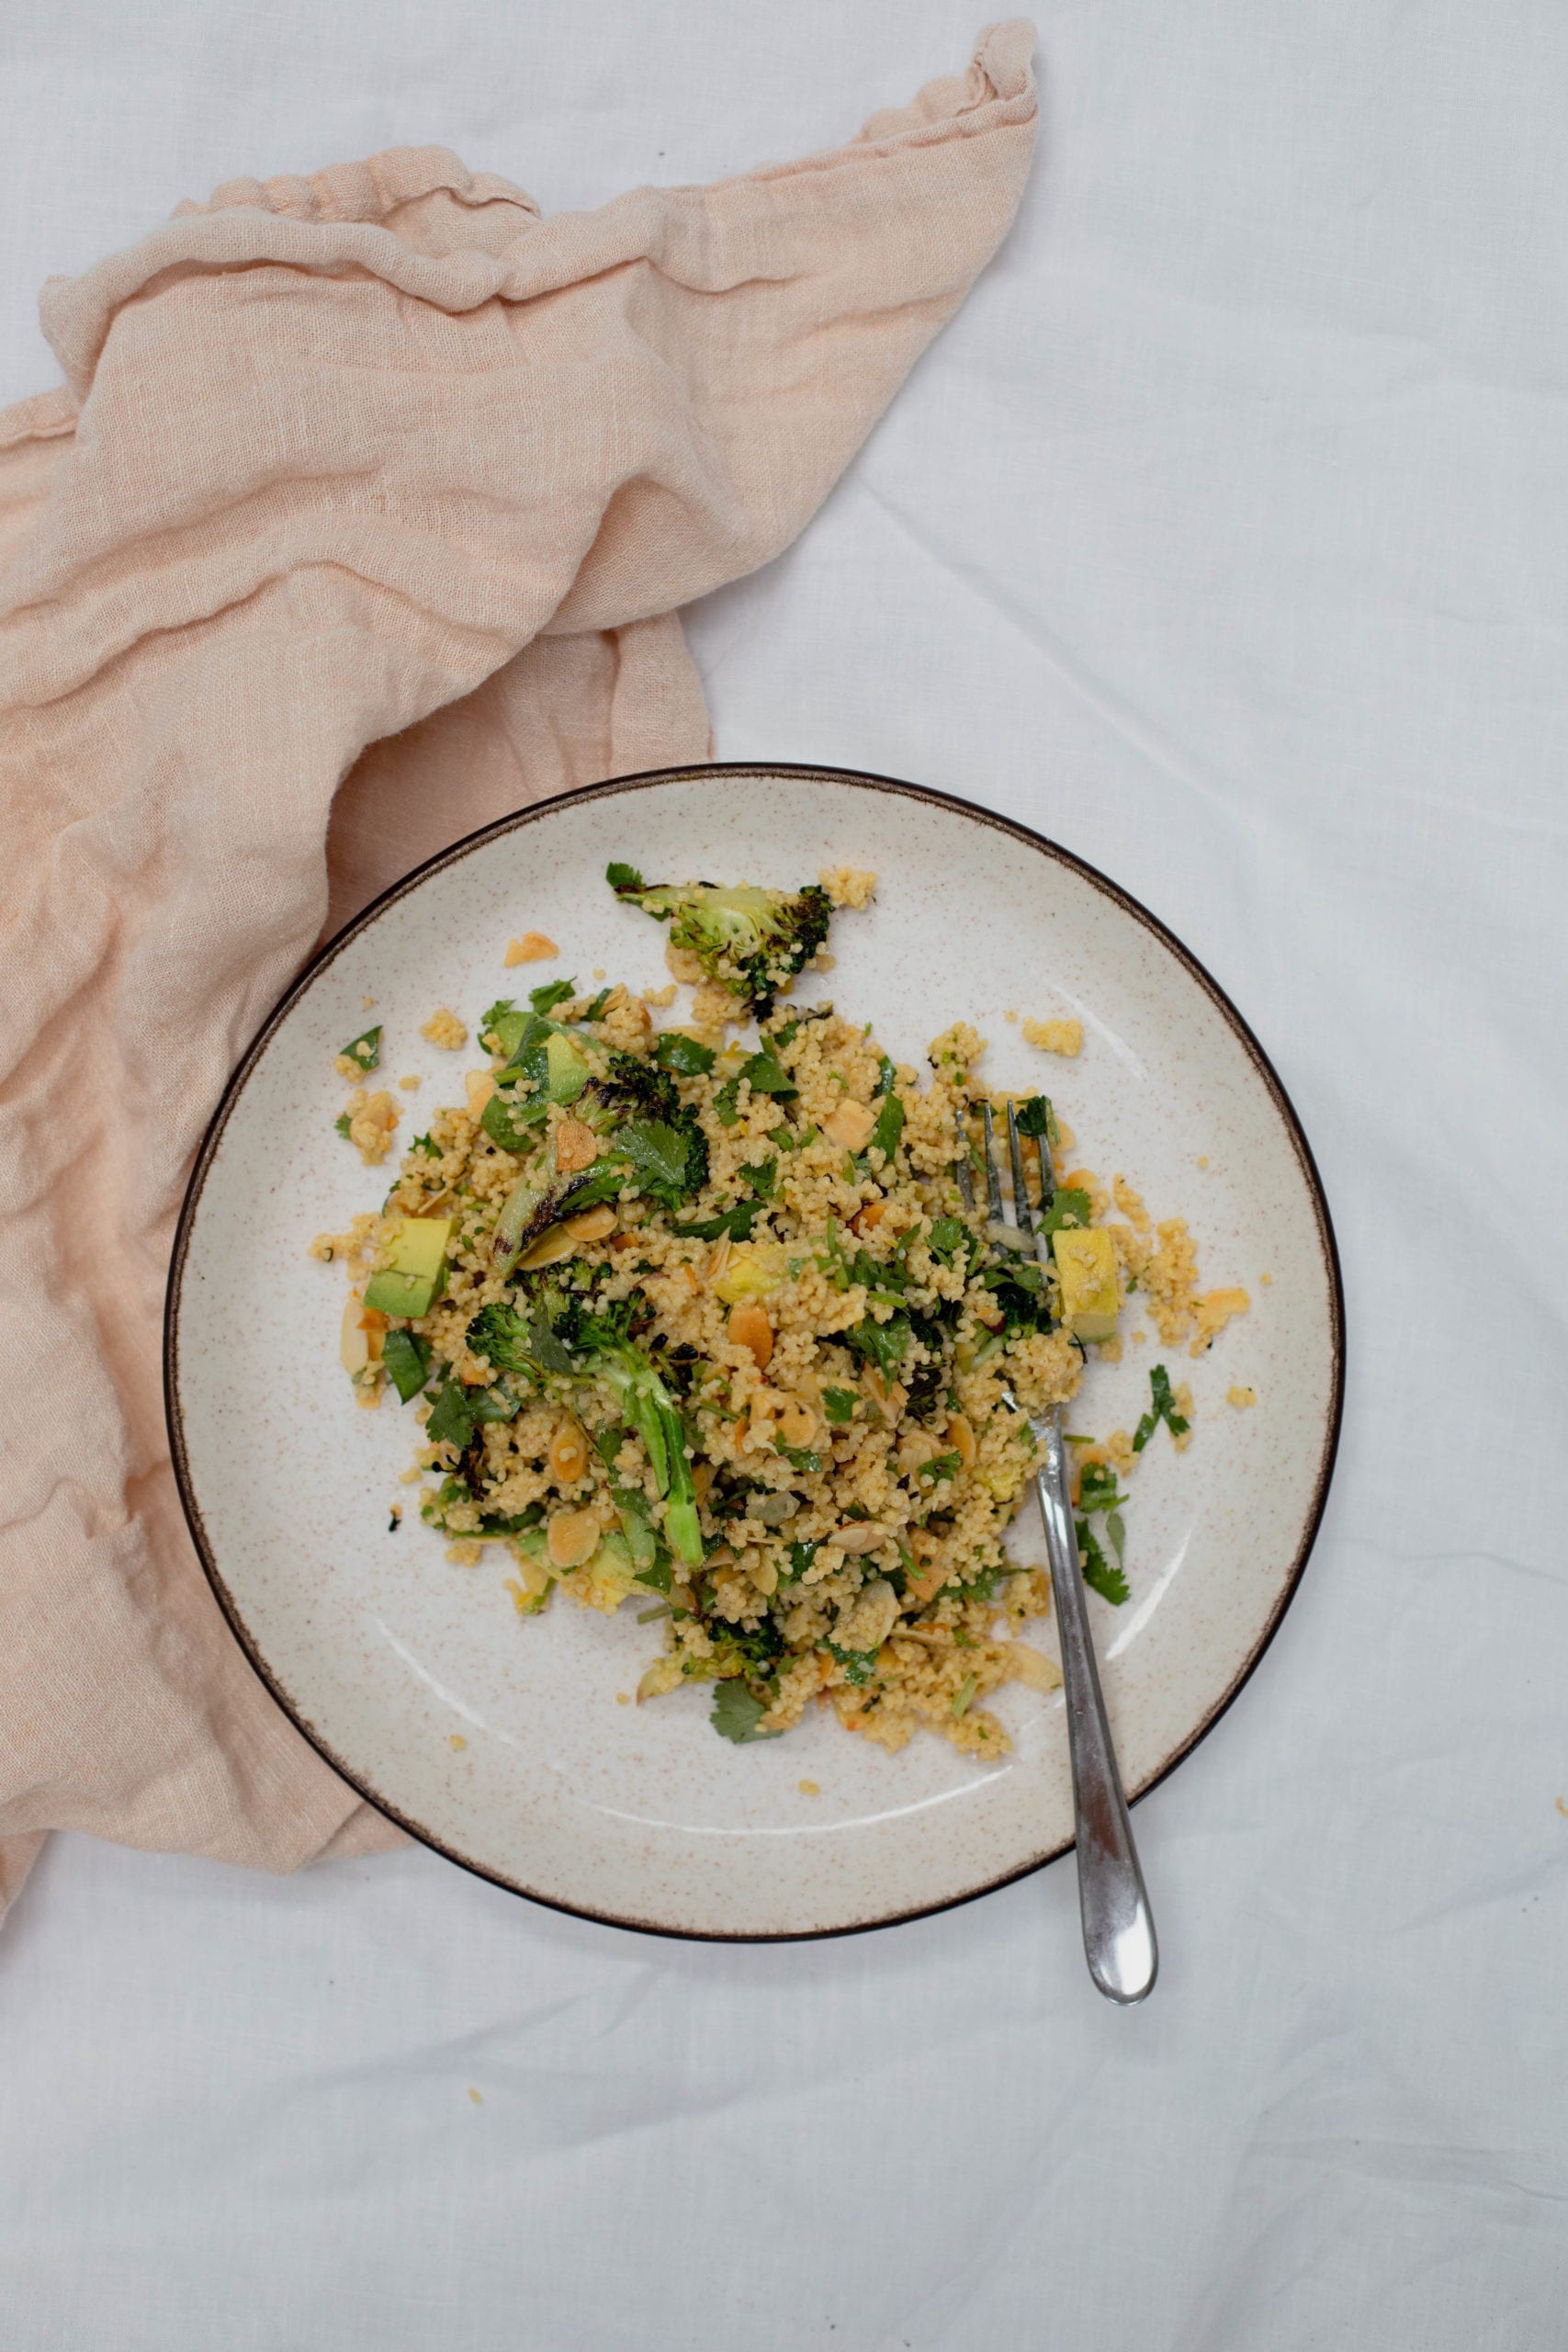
[979,1103,1007,1223]
[1005,1101,1034,1238]
[953,1103,975,1210]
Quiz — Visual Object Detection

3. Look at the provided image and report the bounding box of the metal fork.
[958,1101,1158,2003]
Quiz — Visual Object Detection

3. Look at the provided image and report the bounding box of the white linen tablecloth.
[2,4,1563,2346]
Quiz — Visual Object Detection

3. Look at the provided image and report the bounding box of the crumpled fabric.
[0,22,1037,1912]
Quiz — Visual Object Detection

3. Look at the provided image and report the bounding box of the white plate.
[166,765,1343,1939]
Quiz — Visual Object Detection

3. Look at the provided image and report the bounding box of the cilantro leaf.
[1077,1517,1129,1605]
[826,1640,882,1687]
[528,977,576,1016]
[673,1201,759,1243]
[339,1025,381,1072]
[821,1387,859,1425]
[583,987,613,1021]
[1133,1363,1190,1453]
[739,1156,778,1199]
[1015,1093,1055,1141]
[737,1045,797,1099]
[710,1680,783,1744]
[613,1117,706,1207]
[1039,1188,1093,1237]
[775,1440,822,1476]
[606,860,643,891]
[334,1113,352,1139]
[712,1076,740,1127]
[845,1313,910,1376]
[653,1031,717,1076]
[929,1216,967,1258]
[918,1451,962,1484]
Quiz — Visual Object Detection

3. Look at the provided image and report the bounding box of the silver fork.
[957,1101,1158,2003]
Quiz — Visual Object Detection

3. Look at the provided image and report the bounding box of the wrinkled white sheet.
[2,4,1564,2346]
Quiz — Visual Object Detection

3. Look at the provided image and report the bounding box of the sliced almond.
[832,1524,890,1555]
[554,1117,598,1173]
[517,1225,577,1270]
[547,1509,601,1571]
[562,1204,617,1243]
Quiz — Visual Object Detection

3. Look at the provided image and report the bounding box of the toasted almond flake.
[504,932,558,965]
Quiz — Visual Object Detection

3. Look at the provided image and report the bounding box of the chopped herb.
[613,1117,707,1206]
[710,1681,783,1743]
[918,1451,962,1483]
[637,1602,672,1623]
[737,1044,798,1099]
[951,1672,978,1720]
[784,1541,819,1580]
[845,1313,911,1376]
[772,1017,800,1048]
[1015,1093,1055,1142]
[1133,1363,1190,1453]
[775,1440,821,1476]
[410,1134,441,1159]
[1077,1518,1130,1605]
[712,1076,740,1126]
[334,1113,352,1139]
[739,1156,778,1199]
[821,1387,859,1425]
[1038,1188,1093,1236]
[605,860,641,891]
[674,1201,759,1243]
[381,1329,432,1404]
[526,977,576,1016]
[339,1025,381,1072]
[826,1641,881,1687]
[929,1216,967,1258]
[1077,1460,1126,1513]
[865,1087,905,1165]
[583,987,614,1021]
[653,1031,717,1076]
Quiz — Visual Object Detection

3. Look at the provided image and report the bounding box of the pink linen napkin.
[0,25,1036,1917]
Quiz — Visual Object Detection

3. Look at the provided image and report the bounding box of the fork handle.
[1034,1412,1158,2003]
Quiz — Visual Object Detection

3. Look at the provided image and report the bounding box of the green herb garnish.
[653,1031,717,1076]
[339,1025,381,1073]
[1133,1363,1190,1453]
[821,1387,859,1425]
[710,1681,783,1743]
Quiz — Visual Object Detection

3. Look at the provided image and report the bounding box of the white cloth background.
[2,4,1562,2346]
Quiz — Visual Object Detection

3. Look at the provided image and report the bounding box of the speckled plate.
[166,764,1343,1939]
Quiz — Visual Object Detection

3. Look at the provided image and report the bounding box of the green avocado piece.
[364,1216,453,1320]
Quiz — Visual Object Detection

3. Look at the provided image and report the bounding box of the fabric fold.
[0,22,1037,1916]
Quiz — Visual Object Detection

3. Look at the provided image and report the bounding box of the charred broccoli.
[606,864,831,1020]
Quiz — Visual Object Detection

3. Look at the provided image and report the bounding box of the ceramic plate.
[166,765,1343,1939]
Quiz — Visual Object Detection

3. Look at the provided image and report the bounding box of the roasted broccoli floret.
[606,864,831,1020]
[579,1049,681,1128]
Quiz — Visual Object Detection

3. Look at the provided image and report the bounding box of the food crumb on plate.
[449,1733,467,1749]
[818,865,876,909]
[362,996,375,1012]
[420,1007,468,1050]
[1022,1016,1082,1057]
[615,1691,631,1706]
[504,932,558,966]
[398,1074,420,1091]
[1260,1271,1273,1285]
[1003,1008,1018,1023]
[797,1780,820,1796]
[468,2087,483,2104]
[1191,1287,1250,1356]
[1226,1385,1258,1409]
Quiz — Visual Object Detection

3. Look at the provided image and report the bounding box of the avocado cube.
[1051,1227,1119,1342]
[544,1031,589,1104]
[364,1216,454,1320]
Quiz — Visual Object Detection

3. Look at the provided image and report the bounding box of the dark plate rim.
[164,760,1346,1944]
